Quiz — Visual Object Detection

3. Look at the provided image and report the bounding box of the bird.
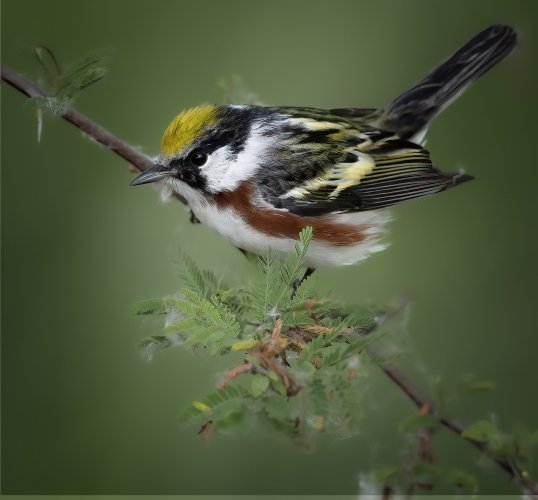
[131,25,517,270]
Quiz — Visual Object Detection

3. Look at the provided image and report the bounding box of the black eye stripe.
[169,158,182,169]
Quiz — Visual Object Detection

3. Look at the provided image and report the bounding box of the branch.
[367,344,538,496]
[1,64,153,172]
[2,64,191,205]
[3,64,537,497]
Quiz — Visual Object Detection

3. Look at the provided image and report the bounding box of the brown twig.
[1,64,153,172]
[405,405,436,496]
[217,360,270,389]
[416,404,436,467]
[368,344,538,496]
[242,317,300,396]
[2,63,537,497]
[332,299,538,495]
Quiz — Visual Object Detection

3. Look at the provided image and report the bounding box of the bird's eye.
[189,151,208,167]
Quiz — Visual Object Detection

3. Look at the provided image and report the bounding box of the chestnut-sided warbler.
[131,25,516,268]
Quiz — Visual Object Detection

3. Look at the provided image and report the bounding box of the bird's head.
[130,104,273,197]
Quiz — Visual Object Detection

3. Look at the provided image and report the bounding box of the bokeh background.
[2,0,537,495]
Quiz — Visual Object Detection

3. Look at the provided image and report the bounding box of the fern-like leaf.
[179,385,248,423]
[139,334,181,361]
[132,298,167,315]
[166,289,241,353]
[309,376,330,418]
[176,250,221,299]
[249,227,313,320]
[250,251,282,320]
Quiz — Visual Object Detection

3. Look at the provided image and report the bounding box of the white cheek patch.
[199,146,234,193]
[200,125,267,193]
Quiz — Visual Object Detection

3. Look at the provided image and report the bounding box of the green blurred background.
[2,0,537,495]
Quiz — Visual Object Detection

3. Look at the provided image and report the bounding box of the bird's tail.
[382,24,517,141]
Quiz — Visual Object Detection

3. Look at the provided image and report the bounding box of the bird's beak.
[130,164,169,186]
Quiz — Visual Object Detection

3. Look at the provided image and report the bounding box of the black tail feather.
[384,25,517,139]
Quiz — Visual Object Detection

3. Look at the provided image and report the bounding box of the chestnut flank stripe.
[213,182,368,246]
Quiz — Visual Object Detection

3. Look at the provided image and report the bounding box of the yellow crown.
[160,104,217,156]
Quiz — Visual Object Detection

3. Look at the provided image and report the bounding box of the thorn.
[36,108,43,143]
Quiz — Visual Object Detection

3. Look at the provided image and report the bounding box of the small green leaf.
[250,374,270,398]
[176,250,221,298]
[260,410,298,438]
[374,465,403,482]
[138,334,179,361]
[448,469,478,492]
[165,289,241,353]
[463,381,495,394]
[76,67,106,91]
[34,46,62,83]
[250,228,313,320]
[413,462,440,484]
[132,298,166,315]
[179,386,248,423]
[271,378,287,396]
[462,420,500,442]
[399,413,440,433]
[215,410,245,430]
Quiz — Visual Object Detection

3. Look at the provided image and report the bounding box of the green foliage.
[361,461,479,495]
[29,46,109,115]
[458,373,496,395]
[363,445,480,495]
[139,334,179,362]
[462,418,538,471]
[431,373,496,412]
[249,226,313,322]
[164,289,241,354]
[132,298,167,315]
[361,408,538,495]
[136,227,383,444]
[250,374,270,398]
[27,47,109,141]
[462,419,500,442]
[398,413,440,433]
[178,385,249,423]
[175,250,221,299]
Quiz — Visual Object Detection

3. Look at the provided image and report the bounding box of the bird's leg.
[238,247,258,261]
[292,267,316,297]
[189,210,200,224]
[301,267,316,284]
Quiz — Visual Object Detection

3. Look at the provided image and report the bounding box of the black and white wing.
[261,110,472,216]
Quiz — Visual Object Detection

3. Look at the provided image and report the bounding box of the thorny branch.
[368,309,538,496]
[374,351,536,496]
[1,64,188,205]
[2,64,537,497]
[1,64,153,172]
